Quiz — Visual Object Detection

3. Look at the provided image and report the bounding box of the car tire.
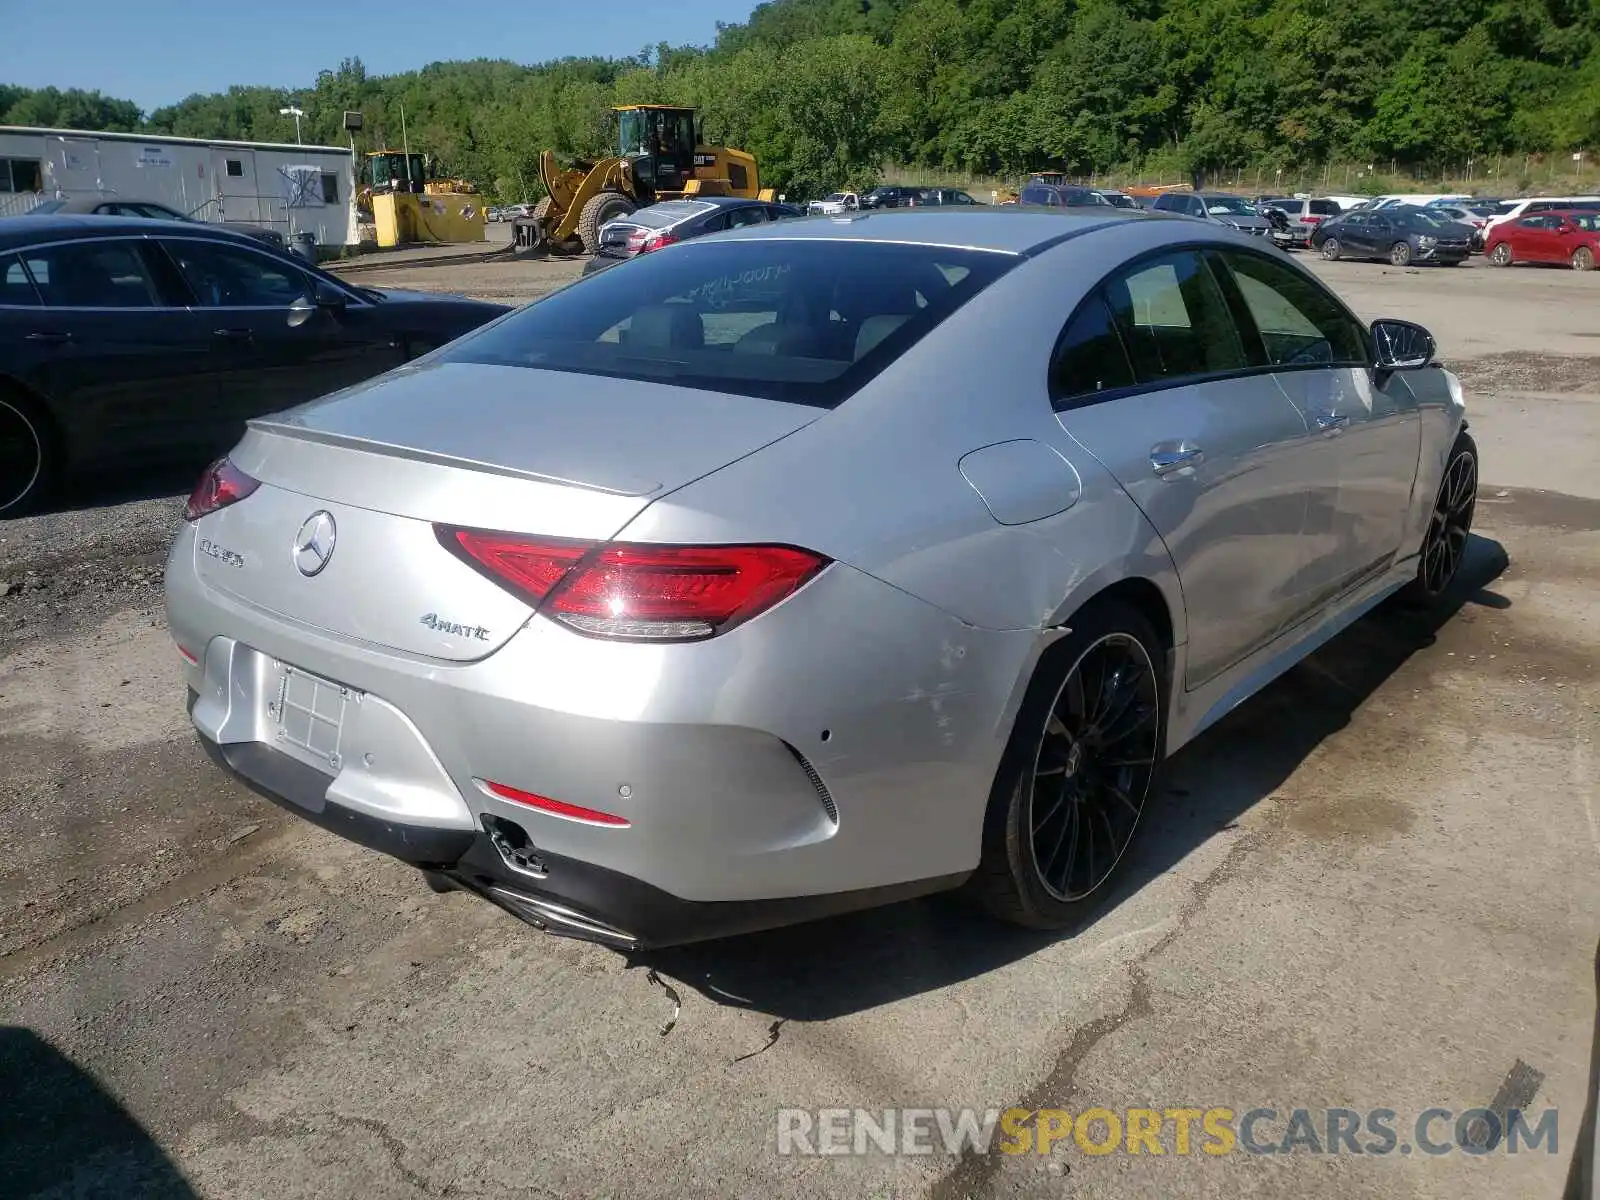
[1398,430,1478,608]
[1572,246,1596,272]
[1488,243,1512,267]
[0,387,57,519]
[577,191,636,256]
[1320,238,1341,261]
[969,599,1168,931]
[1390,241,1413,267]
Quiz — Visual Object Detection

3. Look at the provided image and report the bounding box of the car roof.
[0,213,274,251]
[689,195,777,208]
[711,208,1143,253]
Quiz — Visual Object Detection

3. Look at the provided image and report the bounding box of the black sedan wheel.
[1320,238,1341,261]
[1401,431,1477,607]
[972,600,1166,928]
[0,391,53,517]
[1390,241,1413,267]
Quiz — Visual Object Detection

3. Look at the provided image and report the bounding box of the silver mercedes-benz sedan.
[167,209,1478,949]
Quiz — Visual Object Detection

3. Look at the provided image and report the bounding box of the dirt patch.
[1452,353,1600,395]
[1283,788,1416,841]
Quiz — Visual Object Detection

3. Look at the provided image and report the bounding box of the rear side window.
[21,240,164,307]
[1152,194,1180,211]
[1310,199,1341,216]
[1101,250,1247,383]
[0,254,41,306]
[1214,250,1368,368]
[439,240,1017,407]
[1020,187,1053,206]
[1052,295,1134,405]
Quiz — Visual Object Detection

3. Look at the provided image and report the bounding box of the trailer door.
[48,137,102,196]
[211,149,261,223]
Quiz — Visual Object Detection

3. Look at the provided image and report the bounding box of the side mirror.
[1371,318,1435,371]
[313,279,347,309]
[287,294,315,328]
[287,281,347,328]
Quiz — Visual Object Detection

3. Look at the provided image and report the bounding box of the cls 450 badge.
[197,538,245,568]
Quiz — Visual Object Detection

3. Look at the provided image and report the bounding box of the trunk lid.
[198,360,820,661]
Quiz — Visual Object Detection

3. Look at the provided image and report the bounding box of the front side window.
[438,240,1017,407]
[21,240,164,307]
[162,239,310,307]
[1101,250,1246,383]
[1215,250,1368,368]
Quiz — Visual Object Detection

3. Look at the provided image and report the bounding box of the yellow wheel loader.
[513,105,775,256]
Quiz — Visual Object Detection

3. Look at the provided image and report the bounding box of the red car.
[1485,208,1600,270]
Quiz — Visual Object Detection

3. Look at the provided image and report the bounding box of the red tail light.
[437,527,829,641]
[1303,215,1324,224]
[439,528,591,606]
[632,230,678,255]
[184,458,259,522]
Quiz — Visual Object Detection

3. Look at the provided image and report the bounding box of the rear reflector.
[184,458,259,522]
[480,779,631,827]
[176,643,199,665]
[436,526,829,641]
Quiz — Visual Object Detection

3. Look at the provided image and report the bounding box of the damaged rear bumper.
[198,722,967,951]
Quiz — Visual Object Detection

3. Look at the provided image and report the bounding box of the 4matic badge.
[197,538,245,569]
[420,613,491,641]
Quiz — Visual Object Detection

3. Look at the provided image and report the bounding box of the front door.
[156,235,402,444]
[211,149,261,224]
[1211,248,1420,614]
[1052,249,1312,688]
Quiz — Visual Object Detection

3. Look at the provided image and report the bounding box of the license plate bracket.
[270,664,357,773]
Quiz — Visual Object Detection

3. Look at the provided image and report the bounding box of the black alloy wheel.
[971,600,1167,929]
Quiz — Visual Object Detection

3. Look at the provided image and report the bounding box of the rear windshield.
[438,239,1017,407]
[627,200,714,229]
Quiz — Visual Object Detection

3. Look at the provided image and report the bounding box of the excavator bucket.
[511,151,634,255]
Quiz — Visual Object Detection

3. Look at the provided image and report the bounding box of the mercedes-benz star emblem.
[293,511,337,577]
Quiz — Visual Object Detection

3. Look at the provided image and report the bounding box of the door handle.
[1150,442,1205,476]
[24,331,71,343]
[212,328,254,340]
[1314,410,1351,434]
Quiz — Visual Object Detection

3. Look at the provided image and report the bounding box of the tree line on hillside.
[5,0,1599,200]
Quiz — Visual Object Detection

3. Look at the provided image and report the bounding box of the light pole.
[280,106,305,144]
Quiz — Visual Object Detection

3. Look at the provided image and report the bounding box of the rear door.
[1052,249,1312,688]
[12,235,215,465]
[1212,248,1418,612]
[156,235,402,442]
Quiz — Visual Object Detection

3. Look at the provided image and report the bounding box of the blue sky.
[2,0,759,113]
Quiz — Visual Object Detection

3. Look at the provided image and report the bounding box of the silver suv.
[1151,191,1274,237]
[1262,197,1346,248]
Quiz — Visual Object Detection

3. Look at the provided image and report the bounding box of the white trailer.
[0,126,358,246]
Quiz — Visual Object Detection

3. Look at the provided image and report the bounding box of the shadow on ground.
[638,533,1511,1023]
[0,1026,198,1199]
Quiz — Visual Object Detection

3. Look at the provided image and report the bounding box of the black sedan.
[1312,205,1474,266]
[27,195,288,250]
[582,196,805,276]
[0,215,510,515]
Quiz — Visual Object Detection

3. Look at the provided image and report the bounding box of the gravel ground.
[1,252,1596,1200]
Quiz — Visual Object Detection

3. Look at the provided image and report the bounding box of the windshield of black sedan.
[437,240,1017,407]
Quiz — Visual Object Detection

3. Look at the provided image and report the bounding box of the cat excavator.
[513,105,775,256]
